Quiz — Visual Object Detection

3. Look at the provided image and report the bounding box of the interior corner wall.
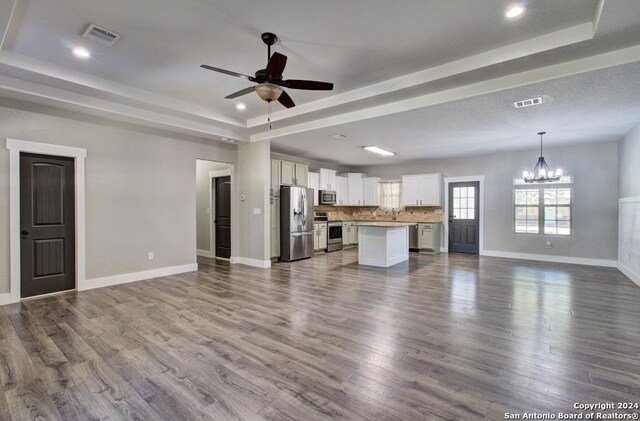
[237,140,271,264]
[0,104,237,294]
[617,122,640,284]
[357,140,619,261]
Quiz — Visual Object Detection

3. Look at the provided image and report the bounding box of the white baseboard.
[482,250,617,267]
[231,257,271,268]
[0,293,18,306]
[197,249,214,258]
[440,247,448,253]
[80,263,198,291]
[617,261,640,287]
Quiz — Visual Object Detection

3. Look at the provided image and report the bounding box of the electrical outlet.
[253,208,262,215]
[148,252,154,260]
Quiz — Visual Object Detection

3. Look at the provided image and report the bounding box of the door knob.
[21,230,29,236]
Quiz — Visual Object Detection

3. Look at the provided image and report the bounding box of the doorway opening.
[196,159,232,260]
[444,176,484,255]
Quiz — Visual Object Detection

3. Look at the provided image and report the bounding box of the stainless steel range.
[327,221,343,252]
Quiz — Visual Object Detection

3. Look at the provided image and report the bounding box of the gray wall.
[271,151,351,173]
[619,122,640,199]
[237,140,270,262]
[358,140,619,260]
[196,160,231,252]
[0,104,237,293]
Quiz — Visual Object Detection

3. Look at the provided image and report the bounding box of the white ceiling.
[1,0,640,164]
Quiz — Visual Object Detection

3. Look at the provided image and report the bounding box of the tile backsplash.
[314,205,443,223]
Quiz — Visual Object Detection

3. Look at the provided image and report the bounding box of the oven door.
[328,224,343,244]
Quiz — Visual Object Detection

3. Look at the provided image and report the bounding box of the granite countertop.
[355,221,417,227]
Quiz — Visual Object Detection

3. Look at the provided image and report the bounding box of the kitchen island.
[356,222,416,267]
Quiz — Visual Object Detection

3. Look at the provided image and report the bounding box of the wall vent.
[82,24,121,46]
[514,97,543,108]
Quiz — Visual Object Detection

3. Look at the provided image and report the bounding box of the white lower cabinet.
[314,222,327,252]
[418,222,441,252]
[342,222,359,246]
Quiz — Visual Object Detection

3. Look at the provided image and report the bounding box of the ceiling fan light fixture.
[255,83,283,102]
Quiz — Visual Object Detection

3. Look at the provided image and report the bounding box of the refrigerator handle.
[301,189,306,215]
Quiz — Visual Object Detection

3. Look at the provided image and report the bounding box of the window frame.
[512,178,573,237]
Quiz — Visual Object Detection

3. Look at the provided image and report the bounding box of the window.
[513,177,572,235]
[379,181,401,209]
[452,186,476,219]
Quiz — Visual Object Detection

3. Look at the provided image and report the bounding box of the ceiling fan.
[201,32,333,109]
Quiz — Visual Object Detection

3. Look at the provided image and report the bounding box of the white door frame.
[443,175,485,255]
[209,169,232,259]
[4,138,87,305]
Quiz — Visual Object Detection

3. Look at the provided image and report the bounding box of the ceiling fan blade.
[201,65,255,81]
[225,86,256,99]
[265,52,287,77]
[277,90,295,108]
[284,79,334,90]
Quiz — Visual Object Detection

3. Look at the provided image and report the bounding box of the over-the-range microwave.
[318,190,336,205]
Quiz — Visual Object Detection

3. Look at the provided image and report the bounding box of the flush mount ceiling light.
[506,5,525,18]
[236,103,246,111]
[72,47,90,59]
[364,146,395,156]
[522,132,563,183]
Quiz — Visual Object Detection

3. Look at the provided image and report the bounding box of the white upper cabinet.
[347,173,366,205]
[280,160,295,185]
[273,159,308,187]
[363,177,380,206]
[295,164,308,187]
[335,176,348,206]
[307,172,319,206]
[319,168,337,190]
[401,173,442,206]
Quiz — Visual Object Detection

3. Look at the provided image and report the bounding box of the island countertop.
[354,221,417,227]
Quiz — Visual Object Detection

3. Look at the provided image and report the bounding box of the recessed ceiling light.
[72,47,90,59]
[505,5,525,18]
[236,103,246,111]
[363,146,395,156]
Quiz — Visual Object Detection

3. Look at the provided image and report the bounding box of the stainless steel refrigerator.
[280,186,314,261]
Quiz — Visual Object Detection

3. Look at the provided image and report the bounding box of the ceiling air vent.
[514,96,543,109]
[330,133,349,139]
[82,24,121,46]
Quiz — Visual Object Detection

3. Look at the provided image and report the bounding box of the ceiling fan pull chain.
[268,102,272,130]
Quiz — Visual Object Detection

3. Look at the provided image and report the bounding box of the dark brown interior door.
[20,153,75,298]
[214,176,231,259]
[448,181,480,254]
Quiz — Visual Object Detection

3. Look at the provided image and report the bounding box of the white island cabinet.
[357,222,414,267]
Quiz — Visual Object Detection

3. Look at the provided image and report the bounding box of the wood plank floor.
[1,249,639,420]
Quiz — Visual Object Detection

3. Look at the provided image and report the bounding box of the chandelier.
[522,131,563,183]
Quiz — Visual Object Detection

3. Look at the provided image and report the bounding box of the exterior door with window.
[448,181,479,254]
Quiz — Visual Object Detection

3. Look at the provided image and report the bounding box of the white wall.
[358,140,619,262]
[0,103,237,294]
[195,159,231,253]
[618,122,640,285]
